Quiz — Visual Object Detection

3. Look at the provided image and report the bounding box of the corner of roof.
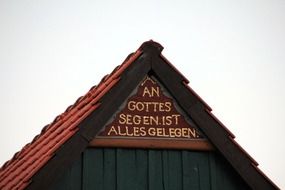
[139,40,164,54]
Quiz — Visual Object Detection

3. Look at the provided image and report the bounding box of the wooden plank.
[167,150,182,190]
[82,149,103,190]
[209,152,217,190]
[116,148,137,190]
[162,150,169,190]
[103,148,116,190]
[69,156,82,190]
[148,150,164,190]
[90,138,214,151]
[182,151,195,190]
[135,149,148,190]
[197,152,210,190]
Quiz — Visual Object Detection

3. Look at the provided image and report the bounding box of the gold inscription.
[102,77,201,139]
[118,114,180,126]
[127,101,171,112]
[106,126,198,138]
[142,87,160,97]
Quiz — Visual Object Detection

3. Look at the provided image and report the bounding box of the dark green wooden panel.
[148,150,164,190]
[182,151,200,190]
[135,149,148,190]
[197,152,211,190]
[116,148,137,190]
[167,150,182,190]
[103,148,116,190]
[50,148,251,190]
[82,149,103,190]
[162,150,169,190]
[209,152,217,190]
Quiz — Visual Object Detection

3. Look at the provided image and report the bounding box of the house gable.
[0,41,279,190]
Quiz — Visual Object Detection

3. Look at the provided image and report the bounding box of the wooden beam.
[89,138,214,151]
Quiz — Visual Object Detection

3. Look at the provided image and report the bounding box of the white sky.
[0,0,284,188]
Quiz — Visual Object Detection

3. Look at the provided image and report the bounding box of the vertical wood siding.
[50,148,250,190]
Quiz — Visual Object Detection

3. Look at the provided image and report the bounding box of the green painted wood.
[148,150,164,190]
[182,150,199,190]
[168,150,182,190]
[50,148,251,190]
[209,152,217,190]
[70,156,82,190]
[189,151,202,190]
[103,149,116,190]
[162,150,169,190]
[198,152,211,190]
[135,149,148,190]
[116,148,137,190]
[82,149,103,190]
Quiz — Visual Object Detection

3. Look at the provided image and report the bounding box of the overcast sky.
[0,0,284,188]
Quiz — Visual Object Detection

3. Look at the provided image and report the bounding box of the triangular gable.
[0,41,279,190]
[92,75,213,150]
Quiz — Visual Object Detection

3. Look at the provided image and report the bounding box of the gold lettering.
[188,128,196,138]
[152,102,159,112]
[181,128,189,137]
[162,128,169,137]
[126,101,174,112]
[118,126,126,135]
[140,127,146,136]
[169,128,176,137]
[151,87,159,97]
[136,102,144,111]
[128,101,136,111]
[157,128,164,137]
[158,103,164,111]
[172,114,180,125]
[133,115,141,125]
[175,128,182,137]
[148,128,156,136]
[133,127,140,136]
[144,102,151,112]
[119,114,126,124]
[165,102,171,112]
[142,87,160,97]
[143,116,150,125]
[107,126,118,136]
[126,114,132,125]
[149,116,159,125]
[142,87,152,97]
[165,116,172,125]
[125,126,133,136]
